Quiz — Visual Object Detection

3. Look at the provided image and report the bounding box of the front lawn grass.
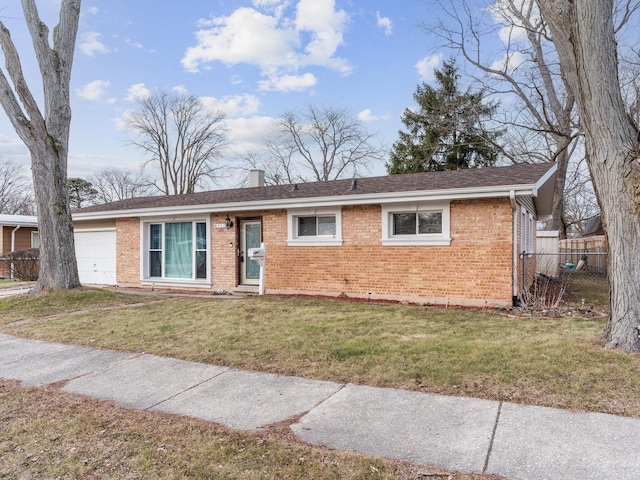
[2,281,639,418]
[3,380,483,480]
[0,278,31,287]
[563,270,610,311]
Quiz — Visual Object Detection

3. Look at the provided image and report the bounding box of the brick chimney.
[248,169,265,187]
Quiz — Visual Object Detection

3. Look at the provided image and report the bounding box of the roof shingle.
[74,162,556,215]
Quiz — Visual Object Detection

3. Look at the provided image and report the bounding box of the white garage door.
[74,229,117,285]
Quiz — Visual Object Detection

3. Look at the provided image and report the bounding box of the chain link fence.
[520,234,608,312]
[535,235,608,278]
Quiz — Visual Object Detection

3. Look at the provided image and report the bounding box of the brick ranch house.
[72,162,557,308]
[0,215,39,279]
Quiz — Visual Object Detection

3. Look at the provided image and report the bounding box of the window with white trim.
[520,207,535,256]
[382,202,451,246]
[520,208,527,254]
[287,207,342,246]
[298,215,336,236]
[144,220,209,281]
[528,213,534,254]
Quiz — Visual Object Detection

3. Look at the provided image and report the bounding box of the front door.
[239,219,261,285]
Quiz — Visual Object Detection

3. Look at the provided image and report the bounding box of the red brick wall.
[264,199,514,307]
[116,218,140,284]
[211,212,240,291]
[110,198,519,306]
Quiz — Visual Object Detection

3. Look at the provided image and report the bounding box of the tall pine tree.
[388,59,501,174]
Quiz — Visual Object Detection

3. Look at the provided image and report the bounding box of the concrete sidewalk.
[0,282,34,298]
[1,333,639,480]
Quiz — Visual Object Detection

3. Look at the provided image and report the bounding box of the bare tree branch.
[126,91,229,195]
[0,159,35,215]
[89,167,154,204]
[426,0,581,237]
[264,105,384,183]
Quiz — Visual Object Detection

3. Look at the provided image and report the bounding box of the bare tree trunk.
[537,0,640,352]
[30,143,79,290]
[550,148,569,238]
[0,0,81,291]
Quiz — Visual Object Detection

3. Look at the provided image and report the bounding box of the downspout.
[510,191,519,307]
[10,225,20,279]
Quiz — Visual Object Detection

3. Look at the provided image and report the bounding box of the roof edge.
[0,214,38,228]
[73,183,540,221]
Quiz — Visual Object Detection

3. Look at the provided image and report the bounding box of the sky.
[0,0,496,188]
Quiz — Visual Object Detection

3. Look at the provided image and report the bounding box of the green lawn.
[0,278,31,287]
[1,277,637,418]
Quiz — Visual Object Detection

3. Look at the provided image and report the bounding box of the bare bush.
[520,274,566,314]
[1,248,40,281]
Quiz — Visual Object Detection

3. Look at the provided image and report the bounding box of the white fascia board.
[72,184,539,221]
[531,163,558,216]
[0,214,38,228]
[74,227,117,233]
[0,222,38,228]
[534,162,558,192]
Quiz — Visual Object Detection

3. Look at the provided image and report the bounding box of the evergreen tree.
[388,59,501,174]
[68,178,98,209]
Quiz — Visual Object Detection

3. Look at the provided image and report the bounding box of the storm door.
[239,219,261,285]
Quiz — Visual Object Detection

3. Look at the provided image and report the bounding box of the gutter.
[73,185,541,222]
[10,225,20,279]
[510,191,519,306]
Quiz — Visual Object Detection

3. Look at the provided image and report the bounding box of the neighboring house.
[0,214,39,279]
[582,214,604,237]
[72,163,557,307]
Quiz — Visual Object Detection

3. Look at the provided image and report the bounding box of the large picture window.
[146,221,208,280]
[382,202,451,246]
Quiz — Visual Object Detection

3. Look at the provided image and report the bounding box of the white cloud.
[489,50,526,73]
[113,109,133,131]
[182,0,350,90]
[226,116,279,141]
[123,36,157,54]
[76,80,111,101]
[252,0,287,7]
[200,94,261,118]
[488,1,537,45]
[252,0,290,17]
[258,72,317,91]
[416,53,442,82]
[295,0,350,72]
[173,85,189,96]
[125,83,151,102]
[79,32,110,56]
[376,11,392,36]
[0,133,29,165]
[182,7,299,72]
[87,6,99,15]
[357,108,388,123]
[498,24,528,44]
[224,115,280,154]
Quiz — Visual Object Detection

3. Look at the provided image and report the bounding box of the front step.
[233,285,259,295]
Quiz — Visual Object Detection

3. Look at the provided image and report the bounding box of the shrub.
[1,248,40,281]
